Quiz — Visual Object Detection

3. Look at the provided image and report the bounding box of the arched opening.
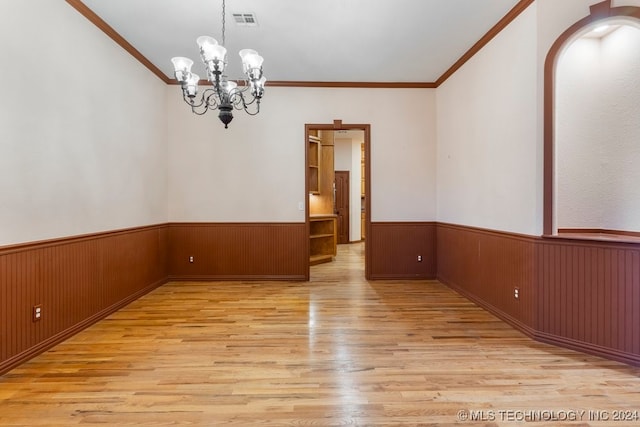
[543,1,640,237]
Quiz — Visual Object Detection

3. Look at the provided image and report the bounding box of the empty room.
[1,0,639,425]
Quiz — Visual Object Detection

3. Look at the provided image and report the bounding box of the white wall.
[5,1,637,245]
[436,4,538,235]
[335,133,364,241]
[556,24,640,230]
[0,1,168,246]
[436,0,640,236]
[168,87,436,223]
[351,137,363,241]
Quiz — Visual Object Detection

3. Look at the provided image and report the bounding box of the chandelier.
[170,0,266,128]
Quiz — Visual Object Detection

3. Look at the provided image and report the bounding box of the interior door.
[334,171,350,244]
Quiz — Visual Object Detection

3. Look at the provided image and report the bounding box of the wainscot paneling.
[167,223,307,281]
[535,237,640,366]
[436,223,640,366]
[436,223,536,335]
[369,222,436,280]
[3,221,639,373]
[0,225,168,375]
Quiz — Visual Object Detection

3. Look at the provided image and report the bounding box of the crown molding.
[436,0,534,87]
[65,0,171,84]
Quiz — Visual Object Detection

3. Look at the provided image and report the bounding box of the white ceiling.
[80,0,522,84]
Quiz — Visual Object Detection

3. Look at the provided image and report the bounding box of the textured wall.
[557,24,640,231]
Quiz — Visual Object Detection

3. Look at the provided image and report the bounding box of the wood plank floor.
[1,242,639,426]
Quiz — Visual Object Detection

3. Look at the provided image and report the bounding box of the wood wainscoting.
[436,222,640,366]
[0,224,169,375]
[535,237,640,365]
[167,223,307,281]
[3,220,639,375]
[369,222,437,280]
[0,222,307,374]
[436,223,536,334]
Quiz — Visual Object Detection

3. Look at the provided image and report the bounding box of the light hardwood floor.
[1,243,639,426]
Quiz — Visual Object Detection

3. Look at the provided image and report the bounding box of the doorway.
[305,120,371,280]
[335,171,350,244]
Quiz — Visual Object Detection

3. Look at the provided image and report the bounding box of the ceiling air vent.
[232,13,258,26]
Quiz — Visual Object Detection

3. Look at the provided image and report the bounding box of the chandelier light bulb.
[171,56,194,82]
[252,75,267,97]
[239,49,257,59]
[222,80,238,96]
[196,36,218,50]
[185,73,200,97]
[247,54,264,70]
[198,36,227,64]
[239,49,261,72]
[209,44,227,62]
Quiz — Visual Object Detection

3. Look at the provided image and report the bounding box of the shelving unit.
[310,215,337,265]
[308,135,321,194]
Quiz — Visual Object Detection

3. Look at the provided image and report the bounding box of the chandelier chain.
[221,0,226,47]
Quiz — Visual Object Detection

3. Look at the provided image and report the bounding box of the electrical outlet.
[189,256,194,263]
[514,287,520,300]
[417,255,422,262]
[33,305,42,322]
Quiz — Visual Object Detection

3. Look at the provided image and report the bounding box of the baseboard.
[534,331,640,367]
[167,274,307,282]
[369,273,437,280]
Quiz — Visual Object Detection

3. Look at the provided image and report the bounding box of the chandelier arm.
[229,92,260,111]
[233,92,261,115]
[182,93,204,109]
[242,100,261,116]
[180,89,221,115]
[230,96,244,110]
[203,89,221,109]
[233,80,250,91]
[190,106,210,116]
[183,96,209,115]
[240,96,258,108]
[188,98,211,115]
